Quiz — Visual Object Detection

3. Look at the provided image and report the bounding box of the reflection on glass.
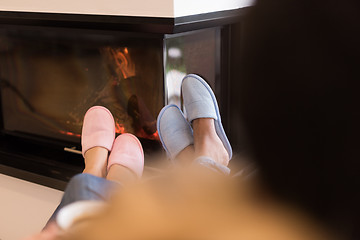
[0,29,163,142]
[164,28,219,108]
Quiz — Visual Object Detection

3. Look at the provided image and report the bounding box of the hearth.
[0,3,250,189]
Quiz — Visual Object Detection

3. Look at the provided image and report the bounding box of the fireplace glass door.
[0,27,163,144]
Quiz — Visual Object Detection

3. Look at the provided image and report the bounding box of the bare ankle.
[192,118,215,132]
[196,135,229,166]
[83,147,109,178]
[83,166,106,178]
[193,119,229,166]
[176,145,195,165]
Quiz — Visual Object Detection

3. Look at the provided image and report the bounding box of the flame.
[115,122,125,134]
[152,131,159,140]
[105,47,135,80]
[58,128,158,141]
[59,130,81,138]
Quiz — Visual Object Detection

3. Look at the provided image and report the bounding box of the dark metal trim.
[173,7,250,33]
[218,26,232,133]
[0,8,250,34]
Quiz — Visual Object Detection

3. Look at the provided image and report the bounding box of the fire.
[59,130,81,138]
[115,122,125,134]
[58,127,159,141]
[103,47,135,80]
[152,131,159,140]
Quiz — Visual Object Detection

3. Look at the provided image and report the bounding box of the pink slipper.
[81,106,116,157]
[107,133,144,178]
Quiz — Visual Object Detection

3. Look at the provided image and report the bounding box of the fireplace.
[0,2,251,189]
[0,28,163,143]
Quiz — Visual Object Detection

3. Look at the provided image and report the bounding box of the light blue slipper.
[181,74,233,160]
[156,104,194,159]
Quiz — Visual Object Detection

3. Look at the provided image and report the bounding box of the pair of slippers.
[157,74,233,161]
[82,74,232,177]
[81,106,144,178]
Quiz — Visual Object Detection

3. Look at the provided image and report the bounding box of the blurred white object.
[166,69,186,107]
[56,200,106,231]
[168,47,182,59]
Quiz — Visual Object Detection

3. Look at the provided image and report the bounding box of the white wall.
[174,0,255,17]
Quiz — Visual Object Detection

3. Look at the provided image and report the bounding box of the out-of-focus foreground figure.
[238,0,360,239]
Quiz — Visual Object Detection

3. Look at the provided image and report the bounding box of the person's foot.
[157,104,194,162]
[83,147,108,177]
[181,74,232,164]
[192,118,229,166]
[81,106,115,156]
[107,133,144,182]
[81,106,115,177]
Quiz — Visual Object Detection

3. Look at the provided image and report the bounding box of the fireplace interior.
[0,28,163,143]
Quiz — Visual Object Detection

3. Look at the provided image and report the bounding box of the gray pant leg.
[45,173,118,227]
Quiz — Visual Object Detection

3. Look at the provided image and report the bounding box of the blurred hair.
[238,0,360,238]
[62,167,330,240]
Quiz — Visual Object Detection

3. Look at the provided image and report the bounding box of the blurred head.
[238,0,360,237]
[62,167,330,240]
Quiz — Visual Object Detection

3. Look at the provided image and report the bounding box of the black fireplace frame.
[0,8,249,34]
